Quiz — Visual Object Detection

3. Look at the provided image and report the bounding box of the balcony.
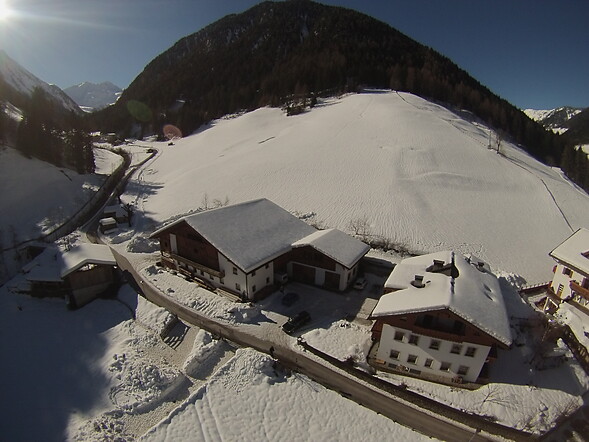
[162,251,225,279]
[571,281,589,301]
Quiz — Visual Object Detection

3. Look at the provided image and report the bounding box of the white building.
[547,228,589,313]
[369,251,512,384]
[150,199,370,300]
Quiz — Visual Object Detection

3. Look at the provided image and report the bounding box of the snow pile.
[182,330,225,378]
[108,353,185,414]
[142,264,237,319]
[224,303,263,323]
[141,348,430,441]
[555,304,589,348]
[71,410,133,442]
[303,319,372,364]
[136,295,176,336]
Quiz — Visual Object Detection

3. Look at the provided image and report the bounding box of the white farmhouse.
[547,228,589,313]
[369,251,512,384]
[150,199,369,300]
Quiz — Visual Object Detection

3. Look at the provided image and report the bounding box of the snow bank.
[182,330,225,378]
[108,352,186,414]
[303,319,372,364]
[136,295,176,336]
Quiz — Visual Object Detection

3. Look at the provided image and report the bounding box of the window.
[562,267,572,276]
[583,278,589,289]
[251,270,256,276]
[407,354,418,364]
[429,339,440,350]
[457,365,469,376]
[235,283,241,291]
[200,270,204,276]
[394,331,404,341]
[408,335,419,345]
[265,263,269,269]
[424,358,433,368]
[388,363,398,370]
[220,278,224,284]
[209,274,214,280]
[252,285,256,292]
[450,344,462,354]
[233,267,238,275]
[440,362,451,372]
[389,350,400,360]
[266,277,270,284]
[409,368,421,375]
[465,347,476,357]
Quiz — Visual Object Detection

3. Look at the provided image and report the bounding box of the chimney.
[411,274,425,288]
[432,259,444,270]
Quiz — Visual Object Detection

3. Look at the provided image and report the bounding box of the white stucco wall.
[375,323,490,383]
[218,254,247,297]
[550,262,586,300]
[246,262,274,296]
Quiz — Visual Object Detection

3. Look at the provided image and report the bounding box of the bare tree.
[348,217,371,240]
[122,203,134,227]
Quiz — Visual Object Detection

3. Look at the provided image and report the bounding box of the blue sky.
[1,0,587,110]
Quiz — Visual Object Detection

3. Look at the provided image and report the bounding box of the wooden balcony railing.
[162,251,225,279]
[570,281,589,301]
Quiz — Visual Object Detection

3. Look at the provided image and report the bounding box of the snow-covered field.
[0,143,123,248]
[0,147,110,242]
[122,91,589,285]
[141,347,430,442]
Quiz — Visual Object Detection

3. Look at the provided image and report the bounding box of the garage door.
[292,263,316,285]
[324,271,341,290]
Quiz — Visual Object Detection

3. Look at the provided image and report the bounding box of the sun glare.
[0,0,12,20]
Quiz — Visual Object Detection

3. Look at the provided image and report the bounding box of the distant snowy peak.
[0,50,81,114]
[524,106,583,133]
[64,81,122,112]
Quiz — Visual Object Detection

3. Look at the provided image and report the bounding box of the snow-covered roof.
[292,228,370,268]
[372,251,512,347]
[549,228,589,275]
[25,243,116,282]
[60,243,116,278]
[151,199,317,273]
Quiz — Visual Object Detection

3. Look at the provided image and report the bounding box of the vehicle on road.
[282,310,311,334]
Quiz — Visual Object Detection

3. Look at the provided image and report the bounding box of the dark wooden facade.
[156,221,221,273]
[371,308,506,349]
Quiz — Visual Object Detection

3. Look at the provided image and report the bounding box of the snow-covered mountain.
[524,106,583,133]
[0,50,81,114]
[64,81,122,112]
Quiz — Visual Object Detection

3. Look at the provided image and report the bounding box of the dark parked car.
[282,310,311,334]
